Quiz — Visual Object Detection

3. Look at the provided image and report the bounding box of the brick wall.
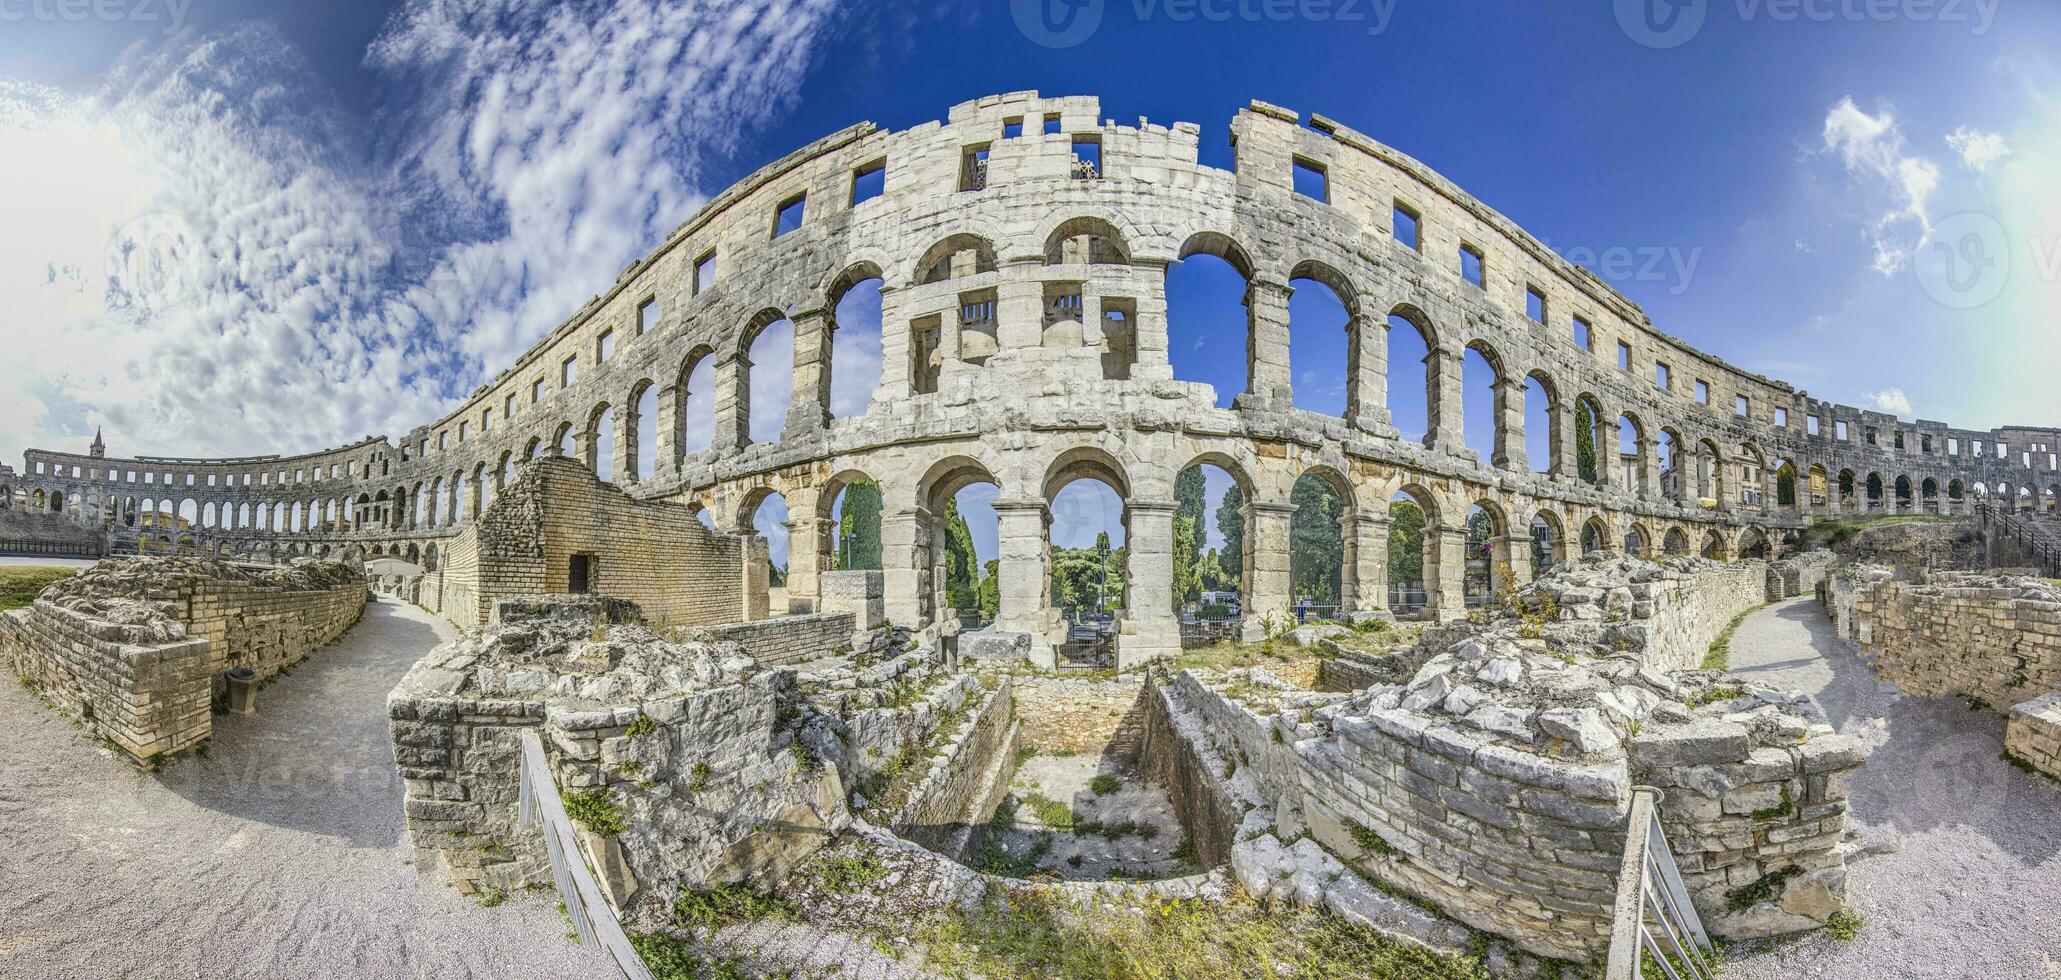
[435,456,765,629]
[701,612,856,666]
[1846,573,2061,710]
[3,603,213,758]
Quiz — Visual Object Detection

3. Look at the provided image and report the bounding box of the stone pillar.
[1637,437,1661,501]
[1239,277,1293,412]
[995,271,1043,351]
[656,382,683,474]
[784,511,832,615]
[1493,375,1527,472]
[612,401,636,485]
[990,498,1050,644]
[1131,262,1173,382]
[1430,524,1468,622]
[875,284,910,404]
[713,352,750,450]
[1239,500,1296,641]
[1348,314,1392,433]
[1503,532,1535,588]
[1424,347,1466,457]
[1594,416,1623,492]
[1118,499,1182,666]
[739,533,770,622]
[880,507,925,628]
[783,307,833,439]
[1552,398,1577,482]
[1346,512,1391,621]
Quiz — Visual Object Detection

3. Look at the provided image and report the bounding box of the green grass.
[1021,791,1075,831]
[560,789,627,838]
[628,933,752,980]
[810,852,889,893]
[1088,773,1122,796]
[1701,604,1764,671]
[914,889,1488,980]
[1825,906,1864,942]
[0,567,76,612]
[671,883,798,934]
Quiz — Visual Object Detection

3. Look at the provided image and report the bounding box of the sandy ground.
[0,598,617,980]
[1720,598,2061,980]
[986,752,1189,880]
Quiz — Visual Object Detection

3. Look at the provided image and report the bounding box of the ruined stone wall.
[435,456,764,629]
[2,603,213,758]
[0,508,107,557]
[1766,550,1837,601]
[1846,573,2061,710]
[700,612,856,666]
[3,557,368,760]
[1526,554,1766,672]
[888,678,1017,861]
[1138,674,1253,870]
[2006,693,2061,780]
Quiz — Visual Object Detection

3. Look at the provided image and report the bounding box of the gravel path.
[0,598,617,980]
[1720,598,2061,980]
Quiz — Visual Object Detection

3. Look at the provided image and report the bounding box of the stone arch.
[1043,216,1132,266]
[1386,305,1440,448]
[676,342,718,458]
[1526,508,1564,576]
[1463,499,1509,604]
[1175,230,1256,279]
[1042,445,1132,502]
[1389,483,1443,618]
[1622,521,1651,559]
[1581,516,1610,555]
[586,401,616,481]
[1462,338,1512,468]
[1573,393,1607,485]
[916,454,1005,625]
[1663,526,1691,556]
[738,307,794,446]
[625,379,657,482]
[1738,527,1771,559]
[1695,438,1725,503]
[1524,369,1560,476]
[913,232,999,285]
[1865,472,1886,510]
[1894,474,1914,511]
[1289,466,1355,617]
[1701,530,1726,560]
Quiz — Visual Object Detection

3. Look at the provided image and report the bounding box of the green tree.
[1215,484,1245,591]
[1172,466,1207,606]
[1575,399,1598,484]
[1199,547,1228,593]
[832,480,882,570]
[942,498,979,612]
[1389,500,1425,585]
[1289,476,1343,605]
[977,559,1000,621]
[1776,464,1796,507]
[1049,536,1126,616]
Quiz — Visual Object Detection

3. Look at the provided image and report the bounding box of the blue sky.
[5,0,2058,572]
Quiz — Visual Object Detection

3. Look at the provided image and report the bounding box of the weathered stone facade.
[1,557,367,760]
[2006,693,2061,780]
[1844,573,2061,711]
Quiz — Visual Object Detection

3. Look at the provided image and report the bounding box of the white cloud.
[1820,97,1940,275]
[0,0,845,461]
[1866,388,1914,417]
[1945,127,2010,172]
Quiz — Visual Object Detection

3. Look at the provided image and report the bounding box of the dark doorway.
[569,553,595,594]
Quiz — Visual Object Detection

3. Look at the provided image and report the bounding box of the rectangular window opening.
[1042,113,1062,135]
[850,159,886,206]
[774,192,806,237]
[1392,201,1421,252]
[960,144,991,191]
[1002,116,1023,139]
[1617,341,1631,370]
[1735,395,1749,417]
[1573,317,1592,350]
[597,328,615,363]
[694,251,717,295]
[1291,156,1328,203]
[1460,245,1484,288]
[1525,285,1546,323]
[638,297,659,335]
[1071,136,1101,180]
[1694,380,1710,404]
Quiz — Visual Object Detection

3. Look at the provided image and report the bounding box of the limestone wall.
[1524,554,1766,672]
[701,612,857,666]
[888,677,1018,861]
[2006,693,2061,780]
[1766,550,1838,601]
[1845,573,2061,710]
[3,557,368,760]
[435,456,765,629]
[1138,674,1256,870]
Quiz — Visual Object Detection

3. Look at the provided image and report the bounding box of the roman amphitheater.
[3,93,2059,980]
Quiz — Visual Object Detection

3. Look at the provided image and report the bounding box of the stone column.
[1348,314,1392,434]
[1239,500,1296,641]
[1552,397,1577,482]
[784,511,832,615]
[1424,347,1466,457]
[875,284,910,403]
[1131,262,1173,382]
[1238,276,1293,412]
[1430,524,1469,622]
[1118,499,1182,667]
[880,507,925,628]
[1593,416,1623,491]
[1348,512,1391,621]
[612,401,636,485]
[990,498,1051,651]
[1493,375,1527,472]
[713,352,750,450]
[783,307,834,439]
[1637,436,1661,500]
[995,270,1043,351]
[656,382,683,474]
[1503,532,1535,588]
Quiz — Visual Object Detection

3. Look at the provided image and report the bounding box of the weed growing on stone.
[624,715,658,738]
[1088,773,1121,796]
[687,762,712,792]
[1749,784,1795,821]
[1021,791,1075,830]
[1701,604,1764,671]
[1170,835,1199,867]
[1345,820,1398,858]
[671,883,798,933]
[629,932,752,980]
[811,852,889,893]
[561,788,627,838]
[1825,906,1864,942]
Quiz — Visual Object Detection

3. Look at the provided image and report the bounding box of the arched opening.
[1287,266,1352,417]
[1696,440,1725,503]
[1044,217,1131,267]
[916,233,999,285]
[590,404,616,483]
[1164,234,1252,409]
[1387,310,1436,446]
[1046,453,1128,666]
[1389,488,1436,618]
[1463,502,1505,606]
[1173,460,1248,638]
[555,422,577,459]
[1837,469,1856,510]
[1663,527,1690,556]
[1808,465,1830,510]
[1528,510,1563,577]
[1289,472,1348,621]
[1656,428,1681,501]
[1701,531,1725,560]
[829,477,884,572]
[1865,473,1885,511]
[829,271,885,419]
[1618,414,1647,495]
[1775,460,1797,509]
[1739,528,1770,560]
[677,346,717,456]
[1623,524,1649,559]
[178,499,197,531]
[1574,394,1605,485]
[923,458,1001,629]
[1462,342,1503,465]
[746,490,791,602]
[1894,475,1914,512]
[1735,445,1766,509]
[631,381,658,482]
[1525,372,1556,475]
[1581,517,1609,555]
[746,314,794,445]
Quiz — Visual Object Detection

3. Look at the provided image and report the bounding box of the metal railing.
[1980,502,2061,576]
[1606,788,1717,980]
[517,730,655,980]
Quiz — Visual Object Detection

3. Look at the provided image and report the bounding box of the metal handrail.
[518,730,655,980]
[1606,788,1717,980]
[1981,502,2061,576]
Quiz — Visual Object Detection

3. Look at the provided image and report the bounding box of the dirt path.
[1720,598,2061,980]
[0,598,616,980]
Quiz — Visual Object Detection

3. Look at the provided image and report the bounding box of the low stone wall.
[0,509,107,557]
[2006,693,2061,779]
[1767,550,1838,601]
[1844,573,2061,710]
[889,677,1017,861]
[1525,554,1767,673]
[1138,674,1268,869]
[3,557,368,760]
[700,612,858,666]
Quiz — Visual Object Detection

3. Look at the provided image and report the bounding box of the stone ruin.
[1,556,368,760]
